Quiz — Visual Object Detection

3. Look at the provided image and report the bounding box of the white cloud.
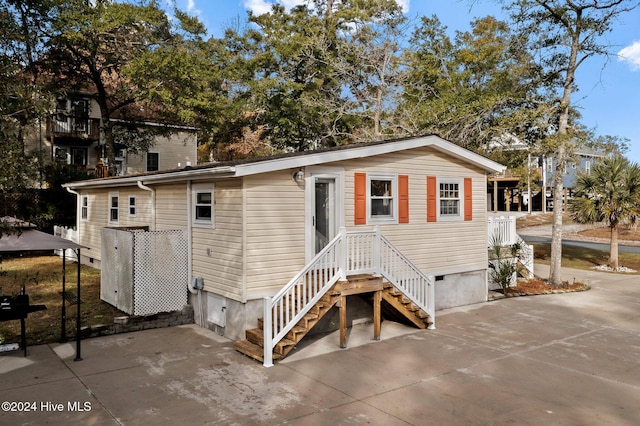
[396,0,410,13]
[243,0,277,15]
[618,41,640,71]
[186,0,195,12]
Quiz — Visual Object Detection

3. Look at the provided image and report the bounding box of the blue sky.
[169,0,640,163]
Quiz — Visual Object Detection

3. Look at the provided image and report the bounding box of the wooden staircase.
[234,274,433,363]
[381,282,433,329]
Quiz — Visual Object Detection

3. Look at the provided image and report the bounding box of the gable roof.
[64,135,505,190]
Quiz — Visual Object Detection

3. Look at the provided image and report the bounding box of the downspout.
[187,180,193,292]
[137,181,155,231]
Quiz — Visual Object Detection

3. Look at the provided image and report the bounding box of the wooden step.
[381,291,427,329]
[233,339,283,362]
[246,328,297,355]
[285,325,308,341]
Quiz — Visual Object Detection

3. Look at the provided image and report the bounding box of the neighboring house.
[64,135,504,364]
[542,146,603,190]
[24,92,197,179]
[488,142,603,213]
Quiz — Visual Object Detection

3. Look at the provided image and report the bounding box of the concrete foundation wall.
[435,269,487,310]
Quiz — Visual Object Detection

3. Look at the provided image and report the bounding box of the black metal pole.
[74,249,82,361]
[61,249,66,342]
[21,318,26,357]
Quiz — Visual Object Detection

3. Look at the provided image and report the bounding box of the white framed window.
[109,192,119,224]
[192,183,214,228]
[368,173,398,224]
[438,178,463,221]
[585,161,591,174]
[81,195,88,221]
[128,196,136,217]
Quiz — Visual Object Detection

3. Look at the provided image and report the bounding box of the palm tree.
[569,156,640,270]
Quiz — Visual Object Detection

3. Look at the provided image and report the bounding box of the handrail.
[263,231,344,367]
[515,234,534,278]
[378,233,435,329]
[263,227,436,367]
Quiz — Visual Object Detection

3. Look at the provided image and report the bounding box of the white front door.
[305,167,344,261]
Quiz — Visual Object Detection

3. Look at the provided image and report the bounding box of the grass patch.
[533,244,640,273]
[516,213,575,228]
[0,255,124,346]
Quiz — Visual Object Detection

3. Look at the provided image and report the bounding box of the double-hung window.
[192,184,214,228]
[128,196,136,217]
[439,180,461,218]
[427,176,471,222]
[147,152,159,172]
[368,173,398,224]
[109,192,119,224]
[81,195,88,221]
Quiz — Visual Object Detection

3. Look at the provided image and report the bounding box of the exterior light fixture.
[292,169,305,184]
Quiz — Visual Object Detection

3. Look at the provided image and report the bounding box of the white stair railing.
[263,227,436,367]
[377,233,435,329]
[515,234,534,278]
[487,216,535,279]
[263,231,344,367]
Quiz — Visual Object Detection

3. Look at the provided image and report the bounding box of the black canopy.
[0,217,85,360]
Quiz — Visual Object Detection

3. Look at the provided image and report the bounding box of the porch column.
[493,180,498,213]
[373,290,381,341]
[339,295,347,348]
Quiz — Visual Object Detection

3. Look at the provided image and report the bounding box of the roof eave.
[63,166,237,190]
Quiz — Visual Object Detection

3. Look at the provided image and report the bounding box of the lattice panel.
[132,230,188,316]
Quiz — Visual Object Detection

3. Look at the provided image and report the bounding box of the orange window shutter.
[399,175,409,223]
[354,172,367,225]
[427,176,437,222]
[464,177,472,221]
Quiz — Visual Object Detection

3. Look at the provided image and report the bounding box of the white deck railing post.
[487,217,494,247]
[373,226,381,275]
[509,215,516,245]
[263,296,273,367]
[427,274,436,329]
[339,226,348,280]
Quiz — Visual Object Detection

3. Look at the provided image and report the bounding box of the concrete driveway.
[1,264,639,425]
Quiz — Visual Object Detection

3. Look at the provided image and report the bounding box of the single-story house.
[64,135,505,363]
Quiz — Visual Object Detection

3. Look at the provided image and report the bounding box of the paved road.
[520,235,640,254]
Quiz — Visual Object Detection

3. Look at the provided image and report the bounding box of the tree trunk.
[549,10,582,286]
[609,224,619,269]
[549,168,564,285]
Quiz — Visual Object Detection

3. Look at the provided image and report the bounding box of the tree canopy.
[1,0,639,231]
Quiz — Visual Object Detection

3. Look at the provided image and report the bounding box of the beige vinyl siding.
[77,187,153,263]
[126,131,196,174]
[244,171,306,298]
[155,183,188,230]
[330,146,488,275]
[78,189,108,260]
[191,179,244,301]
